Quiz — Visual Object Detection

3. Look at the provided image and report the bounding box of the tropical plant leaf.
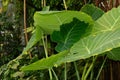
[22,26,43,54]
[105,47,120,61]
[51,18,89,52]
[81,4,104,20]
[21,50,69,70]
[34,11,93,34]
[69,29,120,62]
[92,6,120,34]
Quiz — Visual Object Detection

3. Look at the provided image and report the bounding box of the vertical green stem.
[42,36,52,80]
[90,69,94,80]
[84,56,97,80]
[96,56,107,80]
[81,62,88,80]
[49,69,53,80]
[52,69,59,80]
[63,0,67,10]
[74,62,80,80]
[64,63,67,80]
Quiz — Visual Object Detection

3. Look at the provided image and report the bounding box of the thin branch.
[24,0,32,58]
[63,0,67,10]
[24,0,28,44]
[41,0,44,7]
[44,0,46,7]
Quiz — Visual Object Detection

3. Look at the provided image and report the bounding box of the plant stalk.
[74,62,80,80]
[64,63,67,80]
[42,36,53,80]
[84,56,97,80]
[24,0,32,59]
[63,0,67,10]
[52,69,59,80]
[81,62,88,80]
[96,56,107,80]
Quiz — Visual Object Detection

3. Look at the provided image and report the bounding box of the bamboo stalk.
[24,0,28,44]
[24,0,32,58]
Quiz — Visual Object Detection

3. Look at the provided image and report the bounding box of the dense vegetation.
[0,0,120,80]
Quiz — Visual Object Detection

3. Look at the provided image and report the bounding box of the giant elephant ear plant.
[21,4,120,71]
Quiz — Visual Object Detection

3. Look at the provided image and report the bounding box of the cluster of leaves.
[19,4,120,80]
[1,0,120,80]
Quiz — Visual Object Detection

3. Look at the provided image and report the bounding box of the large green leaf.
[68,6,120,61]
[81,4,104,20]
[34,11,93,34]
[51,18,89,52]
[21,50,69,70]
[69,29,120,62]
[92,6,120,34]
